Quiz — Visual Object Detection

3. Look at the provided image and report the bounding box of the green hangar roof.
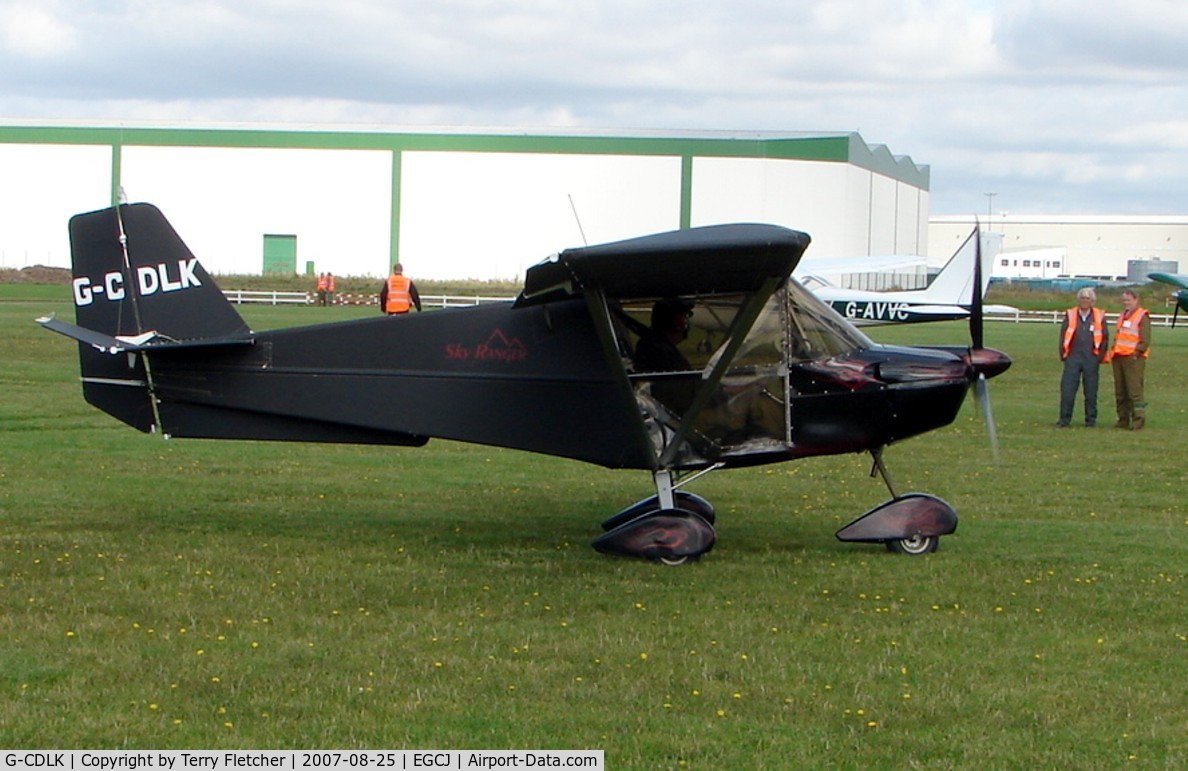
[0,123,929,190]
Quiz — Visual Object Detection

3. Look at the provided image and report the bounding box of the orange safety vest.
[1110,308,1149,359]
[385,274,413,314]
[316,274,329,291]
[326,275,335,292]
[1061,307,1105,358]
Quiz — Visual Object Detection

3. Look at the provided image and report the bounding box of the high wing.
[518,223,807,304]
[794,253,927,278]
[1148,272,1188,291]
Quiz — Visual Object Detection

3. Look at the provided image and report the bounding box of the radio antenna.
[568,194,588,246]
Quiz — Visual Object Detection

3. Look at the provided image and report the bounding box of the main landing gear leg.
[656,469,676,510]
[869,446,899,498]
[591,468,719,564]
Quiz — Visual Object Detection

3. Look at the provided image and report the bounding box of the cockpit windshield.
[611,281,874,461]
[784,278,873,360]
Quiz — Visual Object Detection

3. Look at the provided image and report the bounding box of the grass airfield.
[1,292,1186,766]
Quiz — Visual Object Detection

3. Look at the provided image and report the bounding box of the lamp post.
[985,192,996,229]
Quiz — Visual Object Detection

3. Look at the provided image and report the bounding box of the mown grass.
[1,296,1186,766]
[0,284,72,302]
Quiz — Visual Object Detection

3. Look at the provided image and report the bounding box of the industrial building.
[6,123,1182,285]
[930,214,1186,282]
[0,123,929,280]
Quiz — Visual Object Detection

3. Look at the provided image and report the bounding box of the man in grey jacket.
[1056,287,1109,428]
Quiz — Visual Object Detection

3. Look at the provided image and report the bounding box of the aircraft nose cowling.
[970,347,1012,380]
[923,345,1012,382]
[866,345,970,385]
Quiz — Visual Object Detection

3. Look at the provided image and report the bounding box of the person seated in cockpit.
[634,297,695,374]
[635,298,783,444]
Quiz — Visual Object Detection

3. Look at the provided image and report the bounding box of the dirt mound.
[0,266,71,284]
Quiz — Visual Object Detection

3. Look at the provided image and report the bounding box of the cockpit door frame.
[658,275,783,467]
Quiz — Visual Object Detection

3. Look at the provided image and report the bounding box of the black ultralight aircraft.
[39,203,1010,564]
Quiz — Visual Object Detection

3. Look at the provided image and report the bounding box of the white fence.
[222,290,514,308]
[222,289,311,305]
[986,309,1183,327]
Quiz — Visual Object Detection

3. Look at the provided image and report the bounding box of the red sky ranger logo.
[445,329,528,363]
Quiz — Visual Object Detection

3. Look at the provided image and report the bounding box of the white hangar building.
[0,123,929,280]
[930,214,1188,282]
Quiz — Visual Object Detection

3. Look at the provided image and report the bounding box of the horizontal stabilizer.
[984,304,1020,315]
[39,315,138,354]
[899,304,971,317]
[38,315,253,353]
[898,304,1018,318]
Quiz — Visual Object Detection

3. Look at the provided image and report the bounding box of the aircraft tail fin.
[68,203,250,343]
[921,228,1000,305]
[52,203,252,433]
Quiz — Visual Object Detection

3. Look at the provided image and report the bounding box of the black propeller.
[970,221,984,350]
[969,221,1001,462]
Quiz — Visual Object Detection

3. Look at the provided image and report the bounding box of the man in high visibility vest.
[315,272,328,306]
[324,272,336,306]
[380,263,422,315]
[1109,288,1152,430]
[1056,287,1109,428]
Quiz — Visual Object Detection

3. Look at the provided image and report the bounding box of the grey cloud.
[3,0,1188,215]
[995,0,1188,79]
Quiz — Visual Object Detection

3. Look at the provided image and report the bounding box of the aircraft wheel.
[592,508,715,563]
[885,534,939,555]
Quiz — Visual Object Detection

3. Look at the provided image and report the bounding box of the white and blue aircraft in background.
[798,228,1016,325]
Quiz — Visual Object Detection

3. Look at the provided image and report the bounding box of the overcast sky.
[3,0,1187,218]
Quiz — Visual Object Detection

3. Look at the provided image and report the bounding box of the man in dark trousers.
[379,263,422,315]
[1057,287,1109,427]
[1110,288,1152,430]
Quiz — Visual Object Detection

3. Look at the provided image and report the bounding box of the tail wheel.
[885,534,939,555]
